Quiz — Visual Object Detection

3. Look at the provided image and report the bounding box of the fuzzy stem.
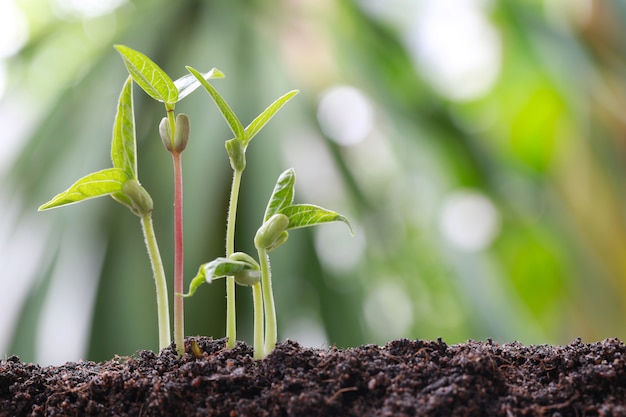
[140,213,171,350]
[172,150,185,356]
[257,246,277,357]
[225,169,243,348]
[252,282,264,360]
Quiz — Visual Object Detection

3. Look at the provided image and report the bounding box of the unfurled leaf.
[279,204,354,234]
[186,66,244,141]
[111,76,137,179]
[38,168,129,211]
[263,168,295,222]
[244,90,299,146]
[114,45,178,105]
[174,68,225,101]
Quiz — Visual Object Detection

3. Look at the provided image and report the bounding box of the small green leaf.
[182,267,207,298]
[244,90,299,146]
[39,168,129,211]
[174,68,225,101]
[182,256,260,297]
[279,204,354,234]
[264,168,295,222]
[111,76,137,179]
[204,257,259,283]
[114,45,178,104]
[186,66,244,141]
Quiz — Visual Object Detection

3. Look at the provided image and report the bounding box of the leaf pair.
[260,168,353,244]
[186,66,299,150]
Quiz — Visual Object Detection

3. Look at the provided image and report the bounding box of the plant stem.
[257,246,277,357]
[225,169,243,348]
[140,213,171,350]
[252,282,264,360]
[172,149,185,356]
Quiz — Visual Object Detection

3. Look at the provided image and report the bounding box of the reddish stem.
[172,151,185,355]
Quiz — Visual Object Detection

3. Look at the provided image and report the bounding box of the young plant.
[185,168,352,358]
[185,66,298,348]
[113,45,224,356]
[254,168,353,357]
[38,76,173,351]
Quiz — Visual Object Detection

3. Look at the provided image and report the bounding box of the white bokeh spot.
[407,0,501,101]
[439,190,500,252]
[317,86,374,146]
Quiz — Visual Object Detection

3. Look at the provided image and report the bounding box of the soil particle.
[2,337,626,416]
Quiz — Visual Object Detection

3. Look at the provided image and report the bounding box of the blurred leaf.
[174,68,225,101]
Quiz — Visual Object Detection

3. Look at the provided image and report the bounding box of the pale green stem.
[225,169,243,348]
[252,282,264,360]
[140,213,171,350]
[257,246,277,357]
[167,110,176,147]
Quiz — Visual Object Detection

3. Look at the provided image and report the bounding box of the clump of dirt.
[1,337,626,416]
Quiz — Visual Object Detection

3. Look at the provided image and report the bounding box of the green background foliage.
[2,0,626,364]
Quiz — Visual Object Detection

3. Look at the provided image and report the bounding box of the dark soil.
[2,337,626,416]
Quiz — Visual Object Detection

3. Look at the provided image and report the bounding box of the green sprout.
[185,168,352,358]
[38,76,172,350]
[185,66,298,349]
[254,168,353,357]
[113,45,223,356]
[40,45,223,356]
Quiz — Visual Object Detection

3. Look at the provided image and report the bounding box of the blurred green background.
[2,0,626,365]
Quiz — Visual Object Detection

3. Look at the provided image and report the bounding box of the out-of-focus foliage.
[2,0,626,364]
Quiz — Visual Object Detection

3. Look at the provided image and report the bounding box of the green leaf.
[264,168,295,222]
[183,267,207,298]
[279,204,354,234]
[244,90,299,146]
[186,66,244,141]
[38,168,129,211]
[111,76,137,179]
[174,68,225,101]
[182,256,259,297]
[114,45,178,104]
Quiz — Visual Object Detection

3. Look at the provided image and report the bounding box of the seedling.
[39,45,223,356]
[254,168,353,356]
[185,67,298,349]
[185,168,353,358]
[114,45,227,355]
[38,76,173,350]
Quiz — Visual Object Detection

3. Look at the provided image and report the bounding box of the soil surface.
[2,337,626,416]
